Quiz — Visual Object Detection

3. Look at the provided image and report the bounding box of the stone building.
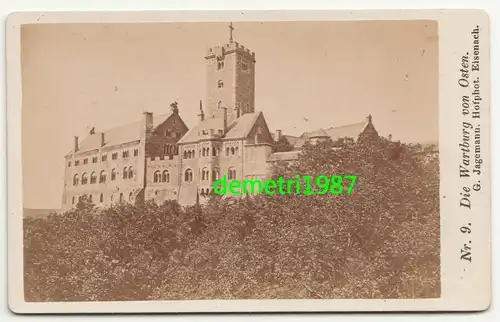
[62,24,380,210]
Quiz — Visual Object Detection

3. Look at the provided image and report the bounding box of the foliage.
[24,135,440,301]
[273,136,294,153]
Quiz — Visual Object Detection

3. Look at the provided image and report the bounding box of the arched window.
[119,193,123,202]
[89,194,93,202]
[81,173,88,185]
[218,80,224,88]
[128,167,133,179]
[90,172,97,184]
[163,144,167,154]
[154,171,160,183]
[73,174,79,186]
[235,146,239,156]
[202,168,209,181]
[129,192,133,202]
[183,150,187,159]
[123,167,128,179]
[212,168,220,181]
[100,193,104,203]
[162,170,170,183]
[217,101,223,109]
[185,169,193,182]
[111,169,116,181]
[231,147,235,155]
[228,167,236,180]
[99,170,107,183]
[72,196,75,204]
[226,147,230,156]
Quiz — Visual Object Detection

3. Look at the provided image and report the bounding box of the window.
[226,147,230,156]
[245,102,250,112]
[72,196,75,204]
[235,147,239,156]
[99,170,107,183]
[90,172,97,184]
[162,170,170,183]
[83,158,88,165]
[100,193,104,203]
[75,160,80,166]
[112,153,118,160]
[119,193,123,202]
[184,169,193,182]
[242,61,248,70]
[176,132,181,138]
[154,171,161,183]
[68,161,71,167]
[212,168,220,181]
[165,130,171,137]
[122,150,129,158]
[183,151,187,159]
[212,147,217,156]
[231,147,235,155]
[101,154,107,162]
[111,169,116,181]
[129,192,133,202]
[73,174,79,186]
[217,60,225,70]
[128,167,133,179]
[92,157,98,164]
[134,149,139,156]
[217,101,223,109]
[218,80,224,88]
[123,167,128,179]
[89,194,93,202]
[228,167,236,180]
[81,173,88,185]
[202,168,209,181]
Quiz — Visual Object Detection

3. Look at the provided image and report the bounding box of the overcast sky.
[21,20,438,209]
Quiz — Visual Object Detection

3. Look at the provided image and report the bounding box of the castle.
[62,23,379,210]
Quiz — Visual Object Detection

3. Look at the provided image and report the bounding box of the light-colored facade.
[62,27,380,210]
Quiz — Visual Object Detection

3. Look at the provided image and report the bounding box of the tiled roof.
[224,112,261,140]
[271,134,300,146]
[69,112,173,155]
[178,112,262,144]
[176,116,225,144]
[267,150,301,162]
[294,121,368,148]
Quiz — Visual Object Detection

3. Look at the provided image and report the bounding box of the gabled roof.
[178,112,265,144]
[267,150,302,162]
[271,134,300,146]
[68,112,174,155]
[176,116,225,144]
[224,112,262,140]
[294,121,369,148]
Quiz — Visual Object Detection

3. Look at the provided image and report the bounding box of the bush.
[24,136,439,301]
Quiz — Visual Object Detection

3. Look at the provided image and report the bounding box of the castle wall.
[62,140,146,210]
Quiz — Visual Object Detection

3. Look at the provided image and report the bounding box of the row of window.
[72,167,134,186]
[151,167,235,183]
[72,192,133,205]
[164,130,182,139]
[216,59,249,71]
[183,146,239,159]
[69,149,139,168]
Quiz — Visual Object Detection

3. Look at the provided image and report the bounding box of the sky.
[21,20,438,209]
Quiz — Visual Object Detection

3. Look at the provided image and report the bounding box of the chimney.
[143,112,153,133]
[198,100,205,122]
[74,136,79,153]
[275,129,282,141]
[223,107,228,133]
[101,132,105,147]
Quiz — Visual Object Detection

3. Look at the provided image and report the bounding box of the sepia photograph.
[6,10,490,313]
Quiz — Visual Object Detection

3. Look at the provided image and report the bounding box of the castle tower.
[204,22,256,124]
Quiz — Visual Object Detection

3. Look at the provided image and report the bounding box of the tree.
[274,136,294,152]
